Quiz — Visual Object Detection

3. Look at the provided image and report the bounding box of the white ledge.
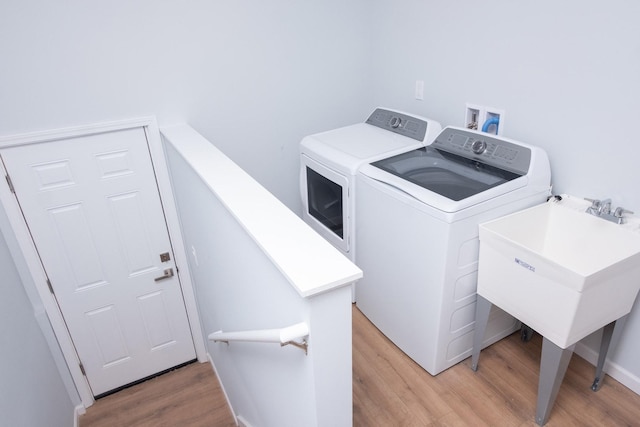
[161,124,362,298]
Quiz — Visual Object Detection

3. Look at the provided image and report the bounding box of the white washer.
[355,126,551,375]
[300,108,441,300]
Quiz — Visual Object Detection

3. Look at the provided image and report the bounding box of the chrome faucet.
[585,198,633,224]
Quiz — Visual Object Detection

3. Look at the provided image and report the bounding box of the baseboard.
[237,415,254,427]
[206,353,238,425]
[73,404,85,427]
[574,342,640,395]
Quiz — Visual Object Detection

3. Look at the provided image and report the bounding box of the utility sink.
[477,195,640,348]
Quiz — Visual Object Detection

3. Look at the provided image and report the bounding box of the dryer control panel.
[433,127,532,175]
[366,108,429,142]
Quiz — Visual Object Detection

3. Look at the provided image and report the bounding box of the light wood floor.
[79,359,235,427]
[81,306,640,426]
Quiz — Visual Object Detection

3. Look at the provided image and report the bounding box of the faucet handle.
[614,207,634,218]
[584,197,601,208]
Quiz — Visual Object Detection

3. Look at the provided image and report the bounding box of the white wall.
[0,0,372,212]
[2,0,639,414]
[369,0,640,389]
[163,138,354,427]
[0,226,75,426]
[0,1,370,420]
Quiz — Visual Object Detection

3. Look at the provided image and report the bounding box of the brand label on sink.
[515,257,535,272]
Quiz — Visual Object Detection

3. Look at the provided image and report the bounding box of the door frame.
[0,117,206,408]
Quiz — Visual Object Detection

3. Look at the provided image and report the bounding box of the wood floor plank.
[79,361,235,427]
[353,305,640,427]
[468,338,540,422]
[81,305,640,426]
[353,309,449,425]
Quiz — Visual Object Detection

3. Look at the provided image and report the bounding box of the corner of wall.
[74,404,86,427]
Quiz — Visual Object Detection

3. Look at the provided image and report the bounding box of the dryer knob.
[389,116,402,129]
[471,139,487,154]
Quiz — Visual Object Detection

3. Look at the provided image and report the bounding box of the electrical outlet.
[465,103,505,135]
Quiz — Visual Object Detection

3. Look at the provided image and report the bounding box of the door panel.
[108,191,156,274]
[86,304,131,366]
[1,127,196,396]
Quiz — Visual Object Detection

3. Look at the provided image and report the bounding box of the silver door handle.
[154,268,174,282]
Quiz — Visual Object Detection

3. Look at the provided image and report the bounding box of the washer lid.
[370,147,522,202]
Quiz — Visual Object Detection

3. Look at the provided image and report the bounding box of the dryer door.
[300,154,350,254]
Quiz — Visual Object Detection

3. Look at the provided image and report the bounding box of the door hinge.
[79,362,86,376]
[5,174,15,193]
[46,278,54,294]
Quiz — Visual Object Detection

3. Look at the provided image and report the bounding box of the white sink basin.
[477,195,640,348]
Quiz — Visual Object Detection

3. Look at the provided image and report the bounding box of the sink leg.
[592,314,629,391]
[470,295,492,372]
[536,338,575,426]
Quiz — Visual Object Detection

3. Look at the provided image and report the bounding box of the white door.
[0,127,196,396]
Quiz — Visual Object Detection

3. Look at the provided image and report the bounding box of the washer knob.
[389,116,402,129]
[471,139,487,154]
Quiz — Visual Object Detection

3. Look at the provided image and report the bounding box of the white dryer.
[300,108,441,300]
[355,126,551,375]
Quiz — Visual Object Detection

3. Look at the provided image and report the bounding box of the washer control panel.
[366,108,429,142]
[432,127,532,175]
